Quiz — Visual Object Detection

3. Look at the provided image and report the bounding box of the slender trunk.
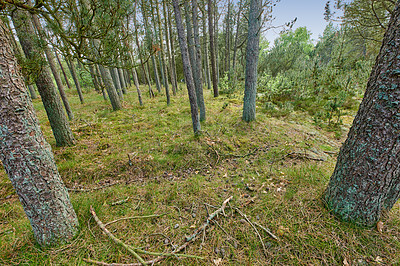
[191,0,206,121]
[155,0,170,105]
[117,68,127,94]
[167,3,179,92]
[242,0,262,122]
[95,64,108,101]
[232,0,243,78]
[172,0,201,135]
[163,0,177,96]
[133,6,154,98]
[12,10,75,147]
[324,1,400,227]
[89,64,101,92]
[208,0,219,97]
[226,0,231,79]
[31,14,74,120]
[133,69,143,106]
[66,56,85,104]
[54,49,72,90]
[202,7,212,91]
[0,19,79,246]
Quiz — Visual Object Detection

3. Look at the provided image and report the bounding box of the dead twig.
[111,197,130,206]
[104,213,166,227]
[254,222,278,240]
[85,197,233,266]
[234,207,268,258]
[89,206,146,265]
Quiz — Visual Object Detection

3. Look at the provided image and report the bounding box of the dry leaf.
[375,256,383,263]
[213,258,223,265]
[343,258,350,266]
[377,221,384,233]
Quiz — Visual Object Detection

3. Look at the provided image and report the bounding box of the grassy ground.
[0,85,399,265]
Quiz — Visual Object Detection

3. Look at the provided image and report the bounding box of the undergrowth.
[0,84,399,265]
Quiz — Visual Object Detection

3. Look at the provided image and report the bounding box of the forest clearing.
[1,0,400,265]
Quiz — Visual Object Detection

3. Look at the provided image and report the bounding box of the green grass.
[0,84,399,265]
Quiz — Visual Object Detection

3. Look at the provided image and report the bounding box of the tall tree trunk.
[242,0,262,122]
[66,56,85,104]
[155,0,171,105]
[208,0,219,97]
[99,65,122,111]
[167,3,179,92]
[202,6,212,91]
[31,14,74,120]
[0,20,79,246]
[172,0,201,135]
[54,49,72,91]
[12,10,75,147]
[324,1,400,227]
[6,19,38,99]
[89,64,101,92]
[133,69,143,106]
[192,0,206,121]
[163,0,177,96]
[226,0,231,78]
[133,9,154,98]
[117,68,127,94]
[232,0,243,78]
[110,67,124,99]
[95,64,108,101]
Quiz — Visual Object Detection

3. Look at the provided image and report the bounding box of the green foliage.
[258,24,373,131]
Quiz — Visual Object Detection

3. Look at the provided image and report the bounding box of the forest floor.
[0,85,399,265]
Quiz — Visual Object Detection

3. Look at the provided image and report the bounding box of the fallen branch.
[90,206,146,265]
[85,197,233,266]
[104,213,167,227]
[234,207,268,258]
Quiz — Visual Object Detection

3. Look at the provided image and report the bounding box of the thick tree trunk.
[31,14,74,120]
[12,10,75,147]
[0,19,79,246]
[172,0,201,135]
[110,68,124,100]
[99,65,122,111]
[208,0,219,97]
[242,0,262,122]
[324,1,400,227]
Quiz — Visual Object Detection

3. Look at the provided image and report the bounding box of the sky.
[264,0,334,46]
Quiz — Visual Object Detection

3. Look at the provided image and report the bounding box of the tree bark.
[163,0,177,96]
[0,19,79,246]
[324,1,400,227]
[31,14,74,120]
[208,0,219,97]
[167,3,179,93]
[99,65,122,111]
[191,0,206,121]
[242,0,262,122]
[172,0,201,135]
[54,49,72,91]
[133,69,143,106]
[12,10,75,147]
